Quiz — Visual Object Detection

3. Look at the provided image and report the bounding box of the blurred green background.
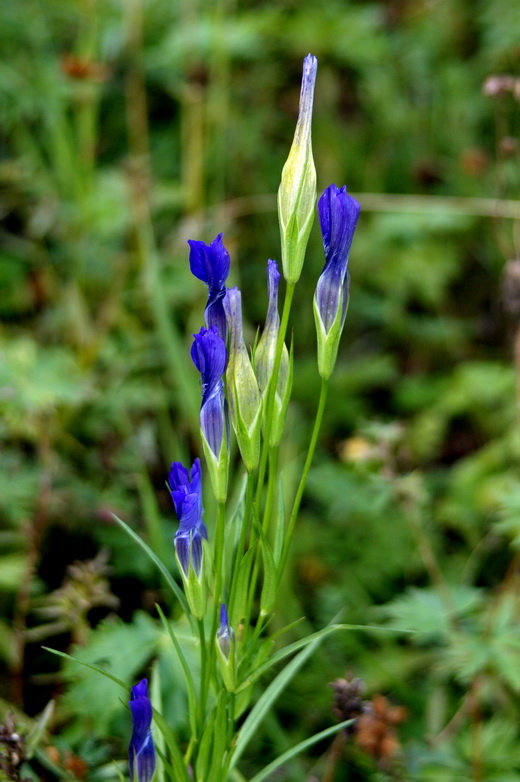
[2,0,520,779]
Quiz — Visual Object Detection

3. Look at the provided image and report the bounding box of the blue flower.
[188,233,231,340]
[315,184,360,334]
[128,679,156,782]
[191,326,227,462]
[168,458,207,577]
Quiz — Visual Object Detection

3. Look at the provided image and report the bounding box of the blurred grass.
[1,0,520,779]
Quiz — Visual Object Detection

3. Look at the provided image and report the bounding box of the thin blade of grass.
[112,513,189,615]
[42,647,127,690]
[248,718,355,782]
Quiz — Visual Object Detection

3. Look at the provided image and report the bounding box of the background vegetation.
[1,0,520,779]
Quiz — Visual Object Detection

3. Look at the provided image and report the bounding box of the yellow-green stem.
[278,377,329,582]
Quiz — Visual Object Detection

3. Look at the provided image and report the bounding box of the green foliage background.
[1,0,520,779]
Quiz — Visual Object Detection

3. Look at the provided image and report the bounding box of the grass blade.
[248,718,355,782]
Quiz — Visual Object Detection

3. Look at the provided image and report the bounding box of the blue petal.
[188,234,231,339]
[191,327,227,458]
[315,185,360,332]
[128,679,156,782]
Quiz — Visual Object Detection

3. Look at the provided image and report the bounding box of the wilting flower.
[191,326,228,502]
[128,679,156,782]
[168,458,207,577]
[314,184,360,379]
[224,288,262,472]
[188,233,231,340]
[216,603,236,691]
[278,54,318,283]
[255,260,292,446]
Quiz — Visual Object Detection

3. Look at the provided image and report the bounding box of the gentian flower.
[128,679,156,782]
[314,184,360,379]
[168,458,208,617]
[254,260,292,446]
[168,458,207,577]
[224,288,262,472]
[278,54,318,283]
[216,603,236,691]
[191,326,229,502]
[188,233,231,340]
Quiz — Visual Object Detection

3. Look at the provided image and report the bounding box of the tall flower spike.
[128,679,156,782]
[255,260,292,447]
[191,327,229,502]
[168,458,208,617]
[188,233,231,340]
[314,184,360,379]
[224,288,262,472]
[278,54,318,284]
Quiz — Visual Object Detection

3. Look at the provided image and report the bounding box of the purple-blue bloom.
[191,326,227,462]
[128,679,156,782]
[168,458,207,576]
[188,233,231,340]
[315,184,360,333]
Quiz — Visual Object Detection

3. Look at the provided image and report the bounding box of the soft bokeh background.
[2,0,520,779]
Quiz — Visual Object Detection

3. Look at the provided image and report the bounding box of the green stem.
[254,282,295,515]
[228,472,255,619]
[278,377,329,581]
[243,283,295,636]
[197,617,207,734]
[203,501,228,714]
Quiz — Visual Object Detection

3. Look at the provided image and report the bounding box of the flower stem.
[228,471,255,619]
[278,376,329,581]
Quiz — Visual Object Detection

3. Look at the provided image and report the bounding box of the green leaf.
[156,604,198,739]
[42,647,128,691]
[273,474,285,566]
[195,705,216,782]
[229,622,345,770]
[237,623,368,693]
[112,514,190,617]
[378,586,483,642]
[248,718,355,782]
[152,708,191,782]
[56,612,160,732]
[258,527,277,615]
[25,700,55,759]
[231,546,256,628]
[151,660,166,782]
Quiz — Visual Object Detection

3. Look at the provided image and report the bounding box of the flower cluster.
[126,52,361,781]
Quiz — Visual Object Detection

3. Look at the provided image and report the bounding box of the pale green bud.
[224,288,262,472]
[255,260,293,446]
[278,54,318,284]
[216,604,236,691]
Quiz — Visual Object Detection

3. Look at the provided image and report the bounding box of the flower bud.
[314,184,360,379]
[216,603,236,691]
[224,288,262,472]
[278,54,318,284]
[255,260,292,446]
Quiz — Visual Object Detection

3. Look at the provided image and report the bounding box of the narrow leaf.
[42,647,127,690]
[112,514,190,616]
[156,605,198,738]
[230,624,343,769]
[152,708,191,782]
[248,718,355,782]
